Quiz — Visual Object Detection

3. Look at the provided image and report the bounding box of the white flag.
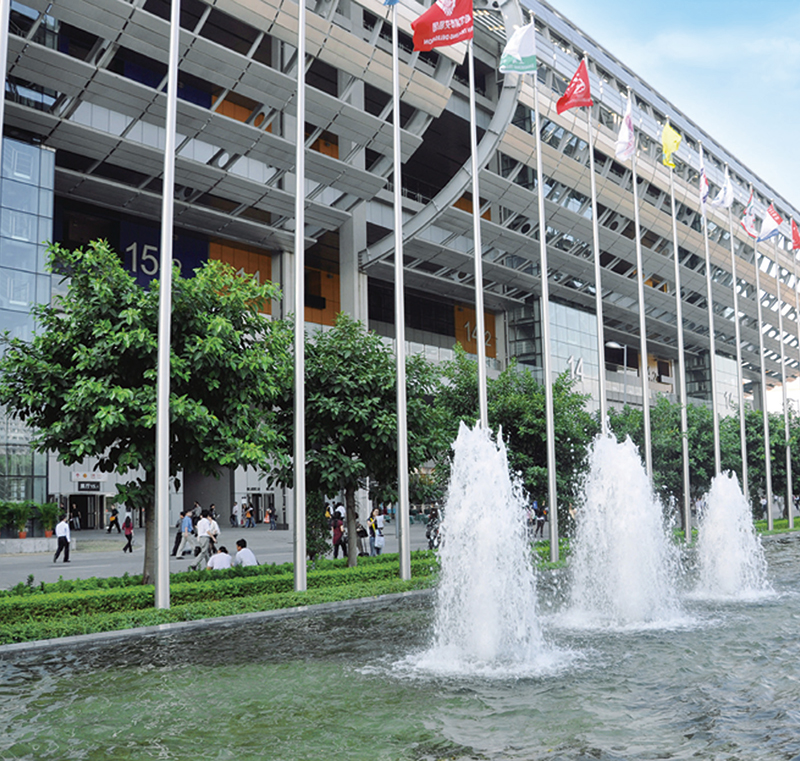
[710,174,734,209]
[699,163,709,211]
[499,23,537,73]
[615,97,635,162]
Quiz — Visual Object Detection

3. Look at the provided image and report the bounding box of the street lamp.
[606,341,628,407]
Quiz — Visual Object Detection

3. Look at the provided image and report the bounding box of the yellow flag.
[662,122,682,168]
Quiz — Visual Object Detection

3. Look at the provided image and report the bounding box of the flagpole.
[293,0,307,591]
[391,2,411,580]
[154,0,180,609]
[723,167,748,498]
[631,106,652,478]
[532,67,559,562]
[699,143,721,476]
[467,41,489,429]
[666,127,691,540]
[793,223,800,521]
[752,221,773,530]
[774,233,792,529]
[584,56,606,434]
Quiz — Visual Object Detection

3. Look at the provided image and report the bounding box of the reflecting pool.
[2,537,800,760]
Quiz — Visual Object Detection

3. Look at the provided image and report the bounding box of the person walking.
[190,510,213,571]
[175,510,196,559]
[368,506,385,556]
[53,514,71,563]
[332,512,346,559]
[122,515,134,553]
[107,505,121,534]
[244,504,255,528]
[534,501,547,539]
[268,505,277,530]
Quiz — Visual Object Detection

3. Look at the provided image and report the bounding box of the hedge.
[0,576,437,645]
[0,556,440,623]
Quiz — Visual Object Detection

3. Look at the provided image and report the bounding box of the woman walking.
[368,506,385,556]
[122,515,134,553]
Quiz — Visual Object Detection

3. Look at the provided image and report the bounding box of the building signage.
[77,482,101,492]
[71,472,108,482]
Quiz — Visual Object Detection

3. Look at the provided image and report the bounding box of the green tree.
[273,313,445,566]
[0,241,292,583]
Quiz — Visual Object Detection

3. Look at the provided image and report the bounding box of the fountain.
[410,422,552,676]
[564,434,684,628]
[693,472,771,599]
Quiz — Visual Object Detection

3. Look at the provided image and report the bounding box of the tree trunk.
[141,471,156,584]
[345,486,359,567]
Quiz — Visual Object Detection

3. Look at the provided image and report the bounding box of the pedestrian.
[208,510,221,552]
[107,505,121,533]
[245,504,255,528]
[175,509,196,559]
[171,511,185,557]
[426,506,441,550]
[206,545,233,570]
[534,501,547,538]
[268,505,277,530]
[355,519,368,556]
[54,514,71,563]
[332,512,347,559]
[368,506,385,556]
[69,503,81,531]
[122,515,134,553]
[233,538,258,567]
[229,504,237,528]
[189,510,214,571]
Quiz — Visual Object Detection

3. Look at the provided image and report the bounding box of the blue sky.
[549,0,800,209]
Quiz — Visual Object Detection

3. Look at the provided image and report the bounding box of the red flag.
[556,60,593,114]
[412,0,473,52]
[792,219,800,250]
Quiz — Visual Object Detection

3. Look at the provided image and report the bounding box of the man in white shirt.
[206,546,233,570]
[233,538,258,567]
[54,515,71,563]
[190,510,213,571]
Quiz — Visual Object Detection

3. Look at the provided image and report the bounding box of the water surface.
[2,538,800,760]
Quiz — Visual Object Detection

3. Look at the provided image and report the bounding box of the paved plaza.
[0,520,431,591]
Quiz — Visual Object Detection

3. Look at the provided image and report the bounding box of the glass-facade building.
[0,137,53,504]
[1,0,798,524]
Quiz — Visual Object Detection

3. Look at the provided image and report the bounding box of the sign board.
[71,472,108,482]
[77,482,101,492]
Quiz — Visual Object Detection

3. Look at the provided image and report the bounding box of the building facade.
[1,0,798,527]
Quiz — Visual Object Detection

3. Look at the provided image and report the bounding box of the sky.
[548,0,800,209]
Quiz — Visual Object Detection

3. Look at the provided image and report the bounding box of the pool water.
[2,537,800,760]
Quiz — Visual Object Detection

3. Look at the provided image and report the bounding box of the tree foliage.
[0,240,292,582]
[273,313,445,565]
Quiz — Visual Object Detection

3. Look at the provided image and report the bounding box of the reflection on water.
[2,540,800,760]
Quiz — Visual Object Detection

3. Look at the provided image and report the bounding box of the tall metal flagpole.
[468,40,488,429]
[532,70,559,562]
[793,226,800,521]
[391,3,411,580]
[630,108,652,477]
[293,0,307,591]
[699,144,721,476]
[154,0,180,609]
[667,142,691,539]
[724,168,748,498]
[752,225,774,530]
[584,56,606,434]
[774,234,793,529]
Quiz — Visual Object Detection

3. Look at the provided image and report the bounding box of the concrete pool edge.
[0,588,435,656]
